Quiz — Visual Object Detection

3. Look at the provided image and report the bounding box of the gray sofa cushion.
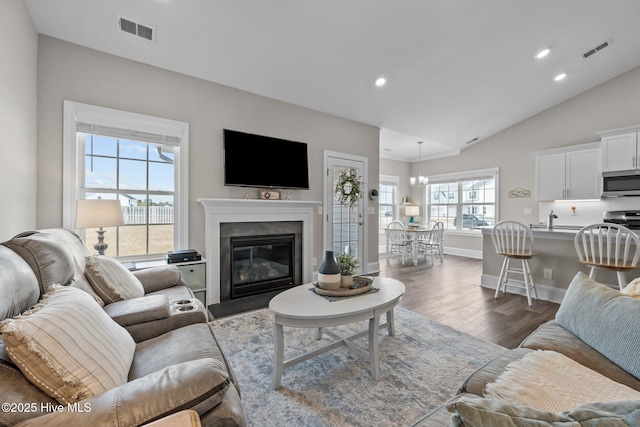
[556,272,640,380]
[521,320,640,392]
[3,233,75,295]
[447,395,640,427]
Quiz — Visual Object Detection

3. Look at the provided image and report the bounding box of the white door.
[324,152,367,273]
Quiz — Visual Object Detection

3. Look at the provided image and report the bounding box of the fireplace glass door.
[230,234,295,298]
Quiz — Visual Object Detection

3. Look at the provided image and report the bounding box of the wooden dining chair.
[574,223,640,290]
[491,220,538,306]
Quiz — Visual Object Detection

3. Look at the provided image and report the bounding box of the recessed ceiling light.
[536,48,550,59]
[554,73,567,82]
[375,77,387,87]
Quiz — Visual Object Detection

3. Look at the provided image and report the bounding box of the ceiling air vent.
[119,17,156,42]
[583,41,609,59]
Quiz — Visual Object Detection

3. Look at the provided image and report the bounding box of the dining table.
[403,227,433,266]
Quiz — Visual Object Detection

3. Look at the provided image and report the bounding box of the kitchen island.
[481,226,640,303]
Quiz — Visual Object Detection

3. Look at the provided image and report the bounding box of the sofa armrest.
[15,358,229,427]
[133,266,183,294]
[103,295,170,326]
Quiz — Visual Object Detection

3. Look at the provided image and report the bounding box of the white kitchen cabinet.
[535,143,601,201]
[601,131,639,172]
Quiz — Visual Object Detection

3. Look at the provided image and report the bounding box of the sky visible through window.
[84,134,174,206]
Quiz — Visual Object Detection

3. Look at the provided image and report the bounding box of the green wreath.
[335,169,363,208]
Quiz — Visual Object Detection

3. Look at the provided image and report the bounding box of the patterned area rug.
[211,307,505,427]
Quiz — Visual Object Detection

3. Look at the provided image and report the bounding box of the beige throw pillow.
[85,255,145,303]
[0,285,135,404]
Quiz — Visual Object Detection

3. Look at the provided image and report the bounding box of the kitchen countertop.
[481,224,583,241]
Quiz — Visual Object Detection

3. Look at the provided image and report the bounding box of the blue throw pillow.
[556,272,640,380]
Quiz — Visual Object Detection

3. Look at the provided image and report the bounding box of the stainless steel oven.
[602,170,640,197]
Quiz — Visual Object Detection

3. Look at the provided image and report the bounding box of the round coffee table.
[269,277,405,389]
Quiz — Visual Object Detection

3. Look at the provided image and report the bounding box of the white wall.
[35,36,380,266]
[0,0,38,240]
[381,65,640,254]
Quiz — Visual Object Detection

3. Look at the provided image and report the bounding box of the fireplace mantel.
[197,198,321,305]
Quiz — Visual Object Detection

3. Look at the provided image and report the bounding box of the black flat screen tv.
[223,129,310,190]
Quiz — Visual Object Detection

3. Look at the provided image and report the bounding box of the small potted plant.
[336,253,359,288]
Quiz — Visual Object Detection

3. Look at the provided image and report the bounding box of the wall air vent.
[583,41,609,59]
[119,17,156,42]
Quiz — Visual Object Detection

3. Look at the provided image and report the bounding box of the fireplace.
[215,220,304,316]
[197,198,321,316]
[230,234,295,298]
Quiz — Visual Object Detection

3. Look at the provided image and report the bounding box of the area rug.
[211,307,505,426]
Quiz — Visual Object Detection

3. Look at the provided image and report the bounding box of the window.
[378,175,399,231]
[427,168,498,231]
[63,101,189,260]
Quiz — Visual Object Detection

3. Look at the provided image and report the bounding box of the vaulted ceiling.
[25,0,640,161]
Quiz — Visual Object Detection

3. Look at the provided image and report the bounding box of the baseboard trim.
[444,247,482,260]
[481,274,566,304]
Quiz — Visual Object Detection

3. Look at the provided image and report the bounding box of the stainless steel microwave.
[602,170,640,197]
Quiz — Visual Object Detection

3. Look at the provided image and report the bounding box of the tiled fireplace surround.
[198,199,321,310]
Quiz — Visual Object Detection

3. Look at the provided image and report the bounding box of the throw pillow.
[85,255,145,303]
[556,272,640,379]
[621,277,640,298]
[0,285,135,404]
[448,395,640,427]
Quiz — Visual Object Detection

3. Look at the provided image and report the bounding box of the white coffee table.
[269,277,405,389]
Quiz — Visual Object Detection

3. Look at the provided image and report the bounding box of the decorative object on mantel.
[336,253,359,288]
[508,187,531,198]
[259,190,281,200]
[243,193,250,199]
[285,191,294,201]
[335,169,363,208]
[317,250,341,290]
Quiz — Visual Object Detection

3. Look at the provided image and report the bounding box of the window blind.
[76,122,181,146]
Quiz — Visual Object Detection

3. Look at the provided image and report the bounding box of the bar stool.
[574,223,640,290]
[491,221,539,306]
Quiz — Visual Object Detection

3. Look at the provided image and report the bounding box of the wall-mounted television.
[224,129,310,190]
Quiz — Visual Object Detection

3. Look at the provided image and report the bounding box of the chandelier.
[410,141,427,187]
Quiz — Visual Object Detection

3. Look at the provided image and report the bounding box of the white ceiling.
[24,0,640,162]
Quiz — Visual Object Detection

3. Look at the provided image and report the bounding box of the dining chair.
[419,221,445,263]
[574,223,640,290]
[386,221,411,265]
[491,220,539,306]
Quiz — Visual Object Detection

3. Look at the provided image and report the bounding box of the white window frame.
[378,174,399,233]
[62,101,189,259]
[426,167,499,235]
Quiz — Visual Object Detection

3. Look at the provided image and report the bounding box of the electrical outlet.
[524,208,532,215]
[312,257,317,267]
[544,268,553,279]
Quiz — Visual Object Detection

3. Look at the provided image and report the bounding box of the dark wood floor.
[379,254,560,349]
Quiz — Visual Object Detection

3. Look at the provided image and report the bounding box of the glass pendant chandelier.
[410,141,426,187]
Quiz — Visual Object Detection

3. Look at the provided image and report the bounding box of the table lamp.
[75,198,125,255]
[405,205,419,224]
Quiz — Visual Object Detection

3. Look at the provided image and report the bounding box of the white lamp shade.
[405,205,420,216]
[75,199,125,229]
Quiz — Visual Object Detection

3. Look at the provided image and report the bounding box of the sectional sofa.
[414,272,640,426]
[0,228,246,427]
